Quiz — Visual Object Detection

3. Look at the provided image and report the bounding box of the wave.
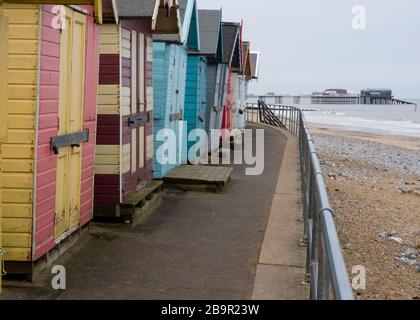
[305,113,420,138]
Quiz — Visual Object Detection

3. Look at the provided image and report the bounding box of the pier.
[250,91,416,106]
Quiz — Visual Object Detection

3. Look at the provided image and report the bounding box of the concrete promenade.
[1,124,307,300]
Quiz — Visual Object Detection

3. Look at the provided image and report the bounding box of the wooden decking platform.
[162,165,233,192]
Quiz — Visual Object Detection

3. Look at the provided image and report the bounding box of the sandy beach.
[310,125,420,300]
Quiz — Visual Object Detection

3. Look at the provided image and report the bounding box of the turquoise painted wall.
[153,42,188,178]
[185,55,207,162]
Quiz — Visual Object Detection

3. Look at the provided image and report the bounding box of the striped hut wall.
[95,23,120,206]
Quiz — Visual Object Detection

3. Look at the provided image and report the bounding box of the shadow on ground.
[1,124,287,300]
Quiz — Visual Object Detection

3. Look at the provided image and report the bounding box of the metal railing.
[246,101,354,300]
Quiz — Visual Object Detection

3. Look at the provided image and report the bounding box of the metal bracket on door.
[128,113,150,128]
[0,248,6,275]
[51,129,89,155]
[170,112,183,122]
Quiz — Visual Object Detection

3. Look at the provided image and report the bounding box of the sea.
[248,97,420,138]
[301,99,420,138]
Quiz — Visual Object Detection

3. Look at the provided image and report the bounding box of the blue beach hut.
[184,5,208,163]
[153,0,200,178]
[194,9,225,152]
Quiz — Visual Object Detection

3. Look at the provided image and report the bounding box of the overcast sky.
[198,0,420,98]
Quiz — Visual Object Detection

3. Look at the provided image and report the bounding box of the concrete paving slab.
[252,264,306,300]
[1,124,291,300]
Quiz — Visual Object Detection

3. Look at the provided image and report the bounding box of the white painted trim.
[32,4,43,260]
[111,0,119,25]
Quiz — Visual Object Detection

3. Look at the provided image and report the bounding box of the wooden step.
[122,180,163,208]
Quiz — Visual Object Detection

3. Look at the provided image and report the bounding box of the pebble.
[312,134,420,177]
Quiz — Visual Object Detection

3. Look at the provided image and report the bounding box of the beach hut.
[195,9,224,152]
[221,22,242,139]
[184,4,207,163]
[0,2,100,276]
[152,0,199,178]
[250,51,261,80]
[94,0,181,218]
[236,41,253,131]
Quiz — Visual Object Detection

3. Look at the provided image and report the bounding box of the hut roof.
[114,0,157,18]
[242,41,253,77]
[154,0,197,45]
[222,22,241,70]
[250,51,260,79]
[196,9,223,59]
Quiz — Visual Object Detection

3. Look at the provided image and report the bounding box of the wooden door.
[211,64,222,130]
[55,7,86,241]
[121,26,152,201]
[198,58,206,130]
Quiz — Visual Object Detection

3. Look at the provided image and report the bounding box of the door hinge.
[0,248,6,276]
[55,214,63,225]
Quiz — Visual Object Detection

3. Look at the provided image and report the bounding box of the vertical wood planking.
[139,126,144,169]
[139,32,145,112]
[35,4,61,258]
[81,13,100,228]
[130,30,137,114]
[131,129,137,173]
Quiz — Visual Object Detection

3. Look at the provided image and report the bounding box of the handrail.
[246,101,354,300]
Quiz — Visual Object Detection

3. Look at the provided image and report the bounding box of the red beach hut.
[221,22,242,139]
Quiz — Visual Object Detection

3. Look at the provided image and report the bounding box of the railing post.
[317,232,331,300]
[246,105,353,300]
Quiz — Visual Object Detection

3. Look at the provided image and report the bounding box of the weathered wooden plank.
[8,85,36,99]
[3,173,33,188]
[98,95,119,105]
[2,218,32,233]
[2,8,39,24]
[162,165,233,186]
[8,69,37,84]
[95,144,119,155]
[94,164,120,175]
[95,154,119,165]
[3,233,31,247]
[8,115,36,129]
[9,39,38,54]
[9,55,38,70]
[100,23,119,35]
[100,44,119,55]
[2,204,32,218]
[2,159,34,173]
[8,24,38,39]
[3,247,31,261]
[2,145,34,158]
[2,189,32,203]
[98,84,119,95]
[98,105,119,115]
[122,181,163,207]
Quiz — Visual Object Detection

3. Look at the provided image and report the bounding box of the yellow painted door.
[55,7,86,241]
[0,11,9,294]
